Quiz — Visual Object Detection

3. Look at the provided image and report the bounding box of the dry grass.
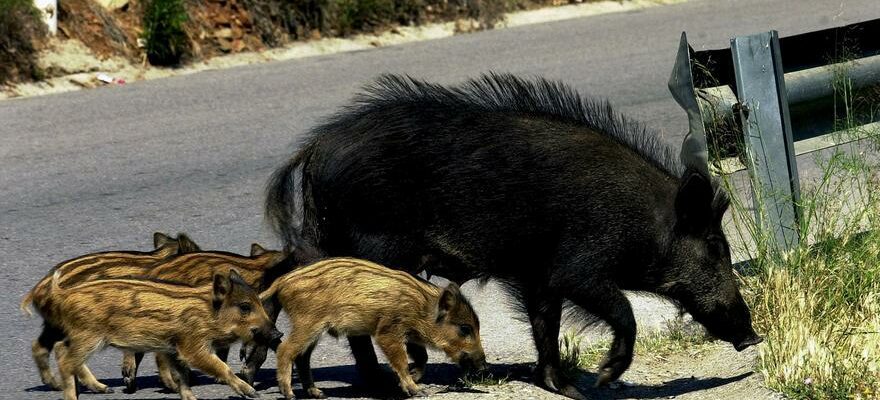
[724,63,880,399]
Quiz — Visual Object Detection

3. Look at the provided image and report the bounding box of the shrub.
[142,0,189,66]
[0,0,47,84]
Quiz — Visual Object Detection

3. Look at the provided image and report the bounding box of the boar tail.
[266,146,308,251]
[259,280,280,304]
[19,289,35,316]
[50,270,63,296]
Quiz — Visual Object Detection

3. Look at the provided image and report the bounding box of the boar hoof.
[558,384,587,400]
[306,387,326,399]
[44,377,63,391]
[595,367,616,387]
[235,370,256,386]
[122,378,137,394]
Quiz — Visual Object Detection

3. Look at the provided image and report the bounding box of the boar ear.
[213,271,232,307]
[153,232,173,249]
[176,233,201,253]
[437,283,461,320]
[675,168,714,233]
[250,243,267,257]
[228,268,247,288]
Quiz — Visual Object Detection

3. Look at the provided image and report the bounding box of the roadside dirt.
[420,344,779,400]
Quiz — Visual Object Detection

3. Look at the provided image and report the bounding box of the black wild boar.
[260,257,486,399]
[264,74,763,398]
[20,232,200,391]
[120,244,285,394]
[45,269,279,400]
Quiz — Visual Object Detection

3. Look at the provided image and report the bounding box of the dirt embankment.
[2,0,687,98]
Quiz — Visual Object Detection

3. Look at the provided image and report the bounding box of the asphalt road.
[3,0,879,399]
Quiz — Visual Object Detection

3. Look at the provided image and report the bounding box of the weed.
[0,0,47,84]
[720,54,880,399]
[143,0,189,66]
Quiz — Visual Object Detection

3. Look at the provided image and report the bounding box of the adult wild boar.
[264,74,762,398]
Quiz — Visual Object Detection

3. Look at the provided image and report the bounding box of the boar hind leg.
[375,333,421,397]
[566,284,635,387]
[406,342,428,382]
[349,335,382,384]
[177,344,258,399]
[276,328,322,400]
[155,351,180,392]
[55,337,105,400]
[156,353,196,400]
[33,324,65,389]
[121,351,145,393]
[214,344,230,363]
[295,342,324,398]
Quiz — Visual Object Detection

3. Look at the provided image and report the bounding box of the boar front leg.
[176,343,258,399]
[121,351,145,393]
[566,283,636,387]
[375,331,422,397]
[523,291,566,392]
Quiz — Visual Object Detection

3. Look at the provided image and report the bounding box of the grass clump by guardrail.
[143,0,189,66]
[723,63,880,399]
[0,0,47,84]
[559,318,712,381]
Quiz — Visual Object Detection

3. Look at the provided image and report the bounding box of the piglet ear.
[213,271,232,308]
[153,232,173,249]
[437,283,461,320]
[176,233,201,253]
[250,243,268,257]
[675,168,714,233]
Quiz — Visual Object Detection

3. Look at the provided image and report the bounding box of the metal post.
[730,31,801,253]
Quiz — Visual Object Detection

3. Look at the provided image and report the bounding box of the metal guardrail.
[668,19,880,253]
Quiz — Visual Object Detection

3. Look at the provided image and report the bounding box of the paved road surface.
[2,0,877,398]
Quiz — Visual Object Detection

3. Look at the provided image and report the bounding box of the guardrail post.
[730,31,800,253]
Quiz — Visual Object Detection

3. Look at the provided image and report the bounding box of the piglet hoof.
[409,366,425,383]
[401,383,426,398]
[231,379,260,399]
[44,377,63,391]
[305,387,326,399]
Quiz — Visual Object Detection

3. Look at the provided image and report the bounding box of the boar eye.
[458,324,473,337]
[238,303,253,314]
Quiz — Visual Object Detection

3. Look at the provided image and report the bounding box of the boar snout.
[733,331,763,352]
[458,351,488,374]
[251,326,283,344]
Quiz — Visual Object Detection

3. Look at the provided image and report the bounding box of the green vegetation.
[0,0,46,83]
[559,318,713,380]
[142,0,189,66]
[283,0,566,38]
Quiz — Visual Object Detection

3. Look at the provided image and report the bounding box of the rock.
[215,28,234,39]
[94,0,128,10]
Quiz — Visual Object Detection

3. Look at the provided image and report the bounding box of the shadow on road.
[24,362,752,399]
